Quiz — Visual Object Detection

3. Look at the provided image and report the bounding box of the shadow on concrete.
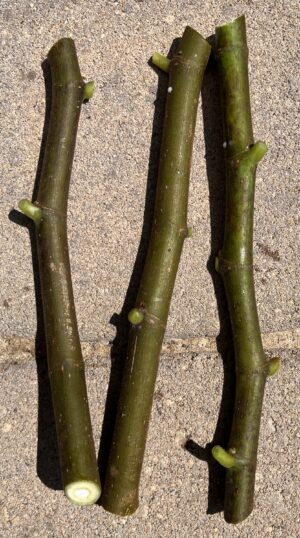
[184,37,235,515]
[97,39,180,491]
[9,59,63,490]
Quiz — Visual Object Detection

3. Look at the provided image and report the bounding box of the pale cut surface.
[65,481,101,506]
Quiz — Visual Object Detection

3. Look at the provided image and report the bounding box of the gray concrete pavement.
[1,0,299,341]
[1,350,299,537]
[0,0,299,536]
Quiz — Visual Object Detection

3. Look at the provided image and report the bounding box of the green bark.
[18,38,100,506]
[212,16,280,523]
[101,27,211,516]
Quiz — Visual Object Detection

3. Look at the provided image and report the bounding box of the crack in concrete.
[0,329,299,370]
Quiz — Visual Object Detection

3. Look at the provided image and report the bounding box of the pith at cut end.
[65,480,101,506]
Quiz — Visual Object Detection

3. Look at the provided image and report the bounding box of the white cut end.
[65,480,101,506]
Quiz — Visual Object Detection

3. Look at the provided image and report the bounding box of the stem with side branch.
[101,26,211,516]
[211,16,280,523]
[18,38,101,506]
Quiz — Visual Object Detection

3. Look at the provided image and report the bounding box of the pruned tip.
[212,445,236,468]
[247,141,268,164]
[83,80,95,101]
[216,14,246,33]
[18,199,42,224]
[151,52,170,73]
[267,357,281,377]
[128,308,144,326]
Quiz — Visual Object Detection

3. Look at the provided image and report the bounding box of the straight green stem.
[101,27,211,516]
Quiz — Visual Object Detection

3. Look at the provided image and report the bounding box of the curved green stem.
[101,27,211,516]
[212,16,279,523]
[18,38,100,505]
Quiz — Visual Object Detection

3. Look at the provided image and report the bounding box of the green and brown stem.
[212,16,280,523]
[101,27,211,516]
[18,38,100,506]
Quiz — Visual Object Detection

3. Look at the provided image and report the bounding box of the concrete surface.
[1,351,299,537]
[0,0,299,536]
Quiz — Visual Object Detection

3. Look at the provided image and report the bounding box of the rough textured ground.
[0,0,299,536]
[1,351,299,537]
